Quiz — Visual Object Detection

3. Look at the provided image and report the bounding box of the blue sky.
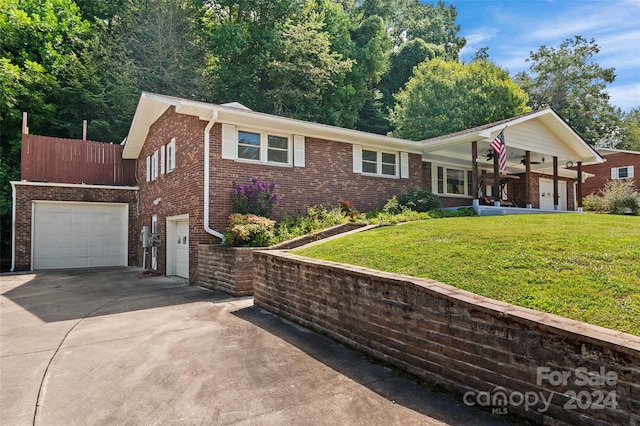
[445,0,640,112]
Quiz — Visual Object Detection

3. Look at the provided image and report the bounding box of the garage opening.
[32,201,128,270]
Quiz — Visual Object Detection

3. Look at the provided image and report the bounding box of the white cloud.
[607,83,640,112]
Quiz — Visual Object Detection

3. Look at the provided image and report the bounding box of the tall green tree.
[204,0,302,110]
[389,0,465,60]
[616,108,640,151]
[379,38,445,112]
[0,0,104,266]
[114,0,208,99]
[514,36,620,146]
[264,17,353,120]
[391,59,530,140]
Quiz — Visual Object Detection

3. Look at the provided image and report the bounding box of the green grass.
[293,214,640,336]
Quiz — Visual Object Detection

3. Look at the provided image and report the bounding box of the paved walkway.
[1,268,510,425]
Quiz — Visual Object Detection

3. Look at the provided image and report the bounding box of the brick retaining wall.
[197,223,369,296]
[253,250,640,425]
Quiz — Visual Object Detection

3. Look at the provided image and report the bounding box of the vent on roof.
[221,102,252,111]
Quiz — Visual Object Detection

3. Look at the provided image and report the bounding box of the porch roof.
[420,109,604,176]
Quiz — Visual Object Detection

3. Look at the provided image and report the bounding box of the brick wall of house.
[253,250,640,425]
[12,184,138,271]
[578,153,640,196]
[206,132,425,232]
[138,108,424,283]
[136,107,209,283]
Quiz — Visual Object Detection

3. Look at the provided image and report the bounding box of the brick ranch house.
[11,92,603,282]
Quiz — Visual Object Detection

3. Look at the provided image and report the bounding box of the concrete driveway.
[1,267,508,425]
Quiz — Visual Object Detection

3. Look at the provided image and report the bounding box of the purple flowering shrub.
[223,214,276,247]
[231,177,279,218]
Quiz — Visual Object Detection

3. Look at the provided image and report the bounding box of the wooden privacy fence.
[21,134,136,186]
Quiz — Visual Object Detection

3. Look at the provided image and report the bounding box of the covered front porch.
[420,109,604,213]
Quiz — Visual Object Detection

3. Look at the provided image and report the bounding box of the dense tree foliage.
[391,59,530,140]
[514,36,621,146]
[617,108,640,151]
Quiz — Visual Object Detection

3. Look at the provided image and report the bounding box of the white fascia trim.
[11,181,139,190]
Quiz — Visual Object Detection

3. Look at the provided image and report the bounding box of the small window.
[360,149,397,177]
[267,135,289,163]
[166,138,176,172]
[612,166,634,179]
[437,167,444,194]
[160,145,165,175]
[146,156,151,182]
[238,131,261,161]
[151,151,158,181]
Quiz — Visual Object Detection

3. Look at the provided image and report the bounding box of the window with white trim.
[611,165,634,179]
[160,145,165,175]
[361,149,398,177]
[146,156,151,182]
[433,165,478,197]
[151,151,159,181]
[166,138,176,172]
[236,129,290,165]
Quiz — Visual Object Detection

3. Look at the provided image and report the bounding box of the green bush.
[382,195,408,215]
[583,194,608,213]
[223,214,276,247]
[274,204,350,243]
[396,188,442,212]
[600,179,640,215]
[584,179,640,215]
[428,207,477,218]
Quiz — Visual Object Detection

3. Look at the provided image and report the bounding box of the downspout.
[10,182,16,272]
[203,110,225,241]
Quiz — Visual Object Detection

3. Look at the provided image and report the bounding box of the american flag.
[490,130,507,171]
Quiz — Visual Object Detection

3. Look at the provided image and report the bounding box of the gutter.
[203,110,225,241]
[10,182,16,272]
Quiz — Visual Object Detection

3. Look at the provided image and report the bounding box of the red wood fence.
[21,134,137,186]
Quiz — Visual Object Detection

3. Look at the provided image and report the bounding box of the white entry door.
[539,179,567,210]
[175,220,189,279]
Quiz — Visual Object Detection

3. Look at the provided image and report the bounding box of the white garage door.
[32,202,128,270]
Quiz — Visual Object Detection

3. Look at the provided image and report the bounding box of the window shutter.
[221,124,236,159]
[611,168,618,179]
[293,135,305,167]
[353,145,362,173]
[400,152,409,178]
[629,166,635,178]
[160,145,165,175]
[146,156,150,182]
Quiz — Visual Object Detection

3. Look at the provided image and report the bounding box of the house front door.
[175,219,189,279]
[539,179,567,210]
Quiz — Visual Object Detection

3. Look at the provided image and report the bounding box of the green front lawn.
[293,214,640,336]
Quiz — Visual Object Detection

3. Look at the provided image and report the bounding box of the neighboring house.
[11,92,604,283]
[575,148,639,196]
